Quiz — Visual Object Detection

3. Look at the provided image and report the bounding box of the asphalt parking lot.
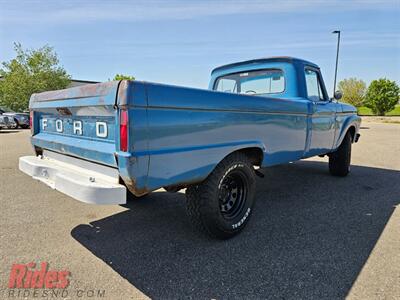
[0,122,399,300]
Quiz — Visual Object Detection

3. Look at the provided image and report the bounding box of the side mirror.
[334,90,343,100]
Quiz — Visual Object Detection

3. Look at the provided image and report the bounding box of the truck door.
[305,68,337,155]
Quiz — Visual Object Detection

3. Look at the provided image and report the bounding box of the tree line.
[338,78,399,116]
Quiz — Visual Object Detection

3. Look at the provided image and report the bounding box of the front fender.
[334,114,361,149]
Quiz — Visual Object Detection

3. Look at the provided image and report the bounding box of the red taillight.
[119,110,128,152]
[30,110,33,135]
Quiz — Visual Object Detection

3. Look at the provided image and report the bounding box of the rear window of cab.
[214,69,285,95]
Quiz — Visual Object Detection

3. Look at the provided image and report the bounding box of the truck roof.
[211,56,319,74]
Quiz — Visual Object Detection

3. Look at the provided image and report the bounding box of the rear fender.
[143,141,266,192]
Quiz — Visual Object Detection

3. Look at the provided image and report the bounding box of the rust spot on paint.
[123,177,150,197]
[117,80,130,106]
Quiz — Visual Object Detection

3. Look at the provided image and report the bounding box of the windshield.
[214,69,285,95]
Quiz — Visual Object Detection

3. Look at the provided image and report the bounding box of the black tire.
[186,152,256,239]
[329,131,352,176]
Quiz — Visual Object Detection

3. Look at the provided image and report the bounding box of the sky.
[0,0,399,95]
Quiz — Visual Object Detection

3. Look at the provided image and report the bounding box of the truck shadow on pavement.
[71,161,400,299]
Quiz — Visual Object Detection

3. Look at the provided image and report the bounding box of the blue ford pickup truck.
[19,57,361,239]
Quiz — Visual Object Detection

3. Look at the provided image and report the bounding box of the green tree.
[364,79,399,115]
[0,43,71,111]
[337,78,366,107]
[113,74,135,81]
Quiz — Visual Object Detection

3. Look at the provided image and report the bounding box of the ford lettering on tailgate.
[39,116,115,141]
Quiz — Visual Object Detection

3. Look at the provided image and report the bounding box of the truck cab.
[209,57,359,157]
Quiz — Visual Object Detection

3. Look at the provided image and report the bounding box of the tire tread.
[186,152,255,239]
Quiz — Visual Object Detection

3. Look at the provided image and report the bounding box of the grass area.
[386,105,400,116]
[357,106,373,115]
[357,104,400,116]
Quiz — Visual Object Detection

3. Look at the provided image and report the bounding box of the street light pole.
[332,30,341,98]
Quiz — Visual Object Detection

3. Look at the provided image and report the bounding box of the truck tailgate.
[30,81,120,167]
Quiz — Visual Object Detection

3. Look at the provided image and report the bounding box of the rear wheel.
[186,152,256,239]
[329,131,352,176]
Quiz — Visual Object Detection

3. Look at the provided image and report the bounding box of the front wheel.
[186,152,256,239]
[329,131,352,177]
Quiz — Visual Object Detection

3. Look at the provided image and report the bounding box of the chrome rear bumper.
[19,152,126,205]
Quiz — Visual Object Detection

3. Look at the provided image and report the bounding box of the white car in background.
[0,115,17,130]
[0,107,30,129]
